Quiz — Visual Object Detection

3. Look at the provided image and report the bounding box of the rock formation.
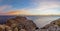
[0,16,38,31]
[39,18,60,31]
[1,16,60,31]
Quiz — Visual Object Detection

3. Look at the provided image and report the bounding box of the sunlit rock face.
[0,16,39,31]
[5,16,38,31]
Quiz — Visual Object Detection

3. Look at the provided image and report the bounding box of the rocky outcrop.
[0,16,38,31]
[39,18,60,31]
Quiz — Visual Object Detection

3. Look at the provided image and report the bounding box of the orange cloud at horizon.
[4,10,31,15]
[0,10,60,15]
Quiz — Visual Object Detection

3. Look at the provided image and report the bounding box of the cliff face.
[0,16,38,31]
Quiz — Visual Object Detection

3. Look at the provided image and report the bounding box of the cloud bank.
[0,0,60,15]
[0,5,12,12]
[26,0,60,15]
[1,10,31,15]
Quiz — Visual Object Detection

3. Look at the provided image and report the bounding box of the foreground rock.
[39,18,60,31]
[0,16,38,31]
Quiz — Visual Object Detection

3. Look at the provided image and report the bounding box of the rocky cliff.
[0,16,38,31]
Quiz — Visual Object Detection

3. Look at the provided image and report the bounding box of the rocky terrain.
[0,16,39,31]
[39,18,60,31]
[0,16,60,31]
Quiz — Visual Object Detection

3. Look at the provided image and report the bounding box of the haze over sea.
[0,15,60,28]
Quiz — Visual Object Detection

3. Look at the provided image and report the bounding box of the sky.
[0,0,60,15]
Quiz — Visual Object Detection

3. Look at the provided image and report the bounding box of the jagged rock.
[0,24,12,31]
[5,16,38,31]
[5,25,12,31]
[50,18,60,26]
[0,16,39,31]
[13,27,18,31]
[20,29,26,31]
[39,18,60,31]
[0,25,5,31]
[25,20,37,31]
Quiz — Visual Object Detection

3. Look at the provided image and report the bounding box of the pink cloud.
[0,5,13,15]
[0,5,12,12]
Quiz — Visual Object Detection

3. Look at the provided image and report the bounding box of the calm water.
[0,15,60,28]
